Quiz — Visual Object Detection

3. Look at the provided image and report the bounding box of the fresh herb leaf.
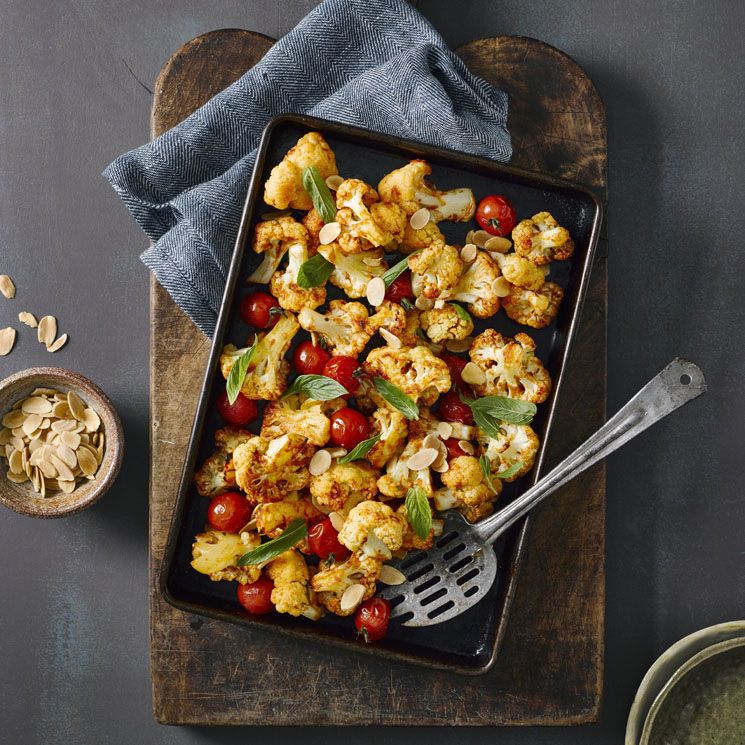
[237,518,308,566]
[373,377,419,420]
[495,461,524,480]
[400,297,415,311]
[452,303,471,323]
[382,255,411,287]
[405,486,432,540]
[297,253,334,289]
[479,455,500,495]
[301,166,336,223]
[462,394,536,436]
[283,374,348,400]
[225,339,259,404]
[338,434,381,464]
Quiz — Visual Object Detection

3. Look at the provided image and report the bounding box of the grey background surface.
[0,1,743,743]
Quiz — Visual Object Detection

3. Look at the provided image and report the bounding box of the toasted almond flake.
[8,449,23,474]
[319,221,342,245]
[432,456,449,473]
[309,448,332,476]
[461,361,486,385]
[325,174,344,191]
[365,276,386,307]
[58,480,76,494]
[409,207,431,230]
[67,391,86,421]
[2,410,25,429]
[52,401,71,418]
[422,433,441,451]
[56,442,78,469]
[458,439,475,455]
[465,230,474,244]
[339,583,366,612]
[484,235,512,252]
[492,276,512,297]
[471,230,492,247]
[81,443,101,466]
[60,431,81,450]
[49,454,74,482]
[39,474,46,497]
[51,419,77,433]
[22,414,42,437]
[406,447,439,471]
[460,243,478,262]
[77,447,98,478]
[0,275,16,299]
[21,397,53,415]
[47,334,68,353]
[18,311,37,327]
[328,512,345,532]
[445,337,473,353]
[38,316,57,347]
[37,458,57,480]
[7,470,29,484]
[28,438,42,454]
[437,422,453,440]
[379,565,407,585]
[326,447,347,458]
[82,408,101,433]
[0,327,16,356]
[379,328,402,349]
[414,295,433,311]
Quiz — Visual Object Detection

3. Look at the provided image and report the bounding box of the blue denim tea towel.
[103,0,512,336]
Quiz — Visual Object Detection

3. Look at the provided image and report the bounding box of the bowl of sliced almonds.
[0,367,124,517]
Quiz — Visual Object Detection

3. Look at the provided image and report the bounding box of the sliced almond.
[82,408,101,433]
[379,328,402,349]
[325,174,344,191]
[76,447,98,478]
[60,431,81,450]
[47,334,68,353]
[491,276,512,298]
[326,447,347,458]
[422,433,442,451]
[51,419,78,433]
[328,512,345,532]
[471,230,492,247]
[0,275,16,299]
[59,480,76,494]
[18,311,37,327]
[436,422,453,440]
[38,315,57,347]
[21,397,53,415]
[484,235,512,253]
[339,583,366,613]
[56,442,78,469]
[0,429,11,446]
[7,470,29,484]
[52,401,71,419]
[2,410,26,429]
[67,391,86,421]
[37,458,57,480]
[445,337,473,353]
[365,276,386,307]
[406,447,439,471]
[379,565,406,586]
[458,440,475,455]
[319,221,342,245]
[461,361,486,385]
[0,327,16,356]
[414,295,433,311]
[309,448,332,476]
[21,414,42,437]
[409,207,430,230]
[49,454,74,482]
[431,457,450,474]
[8,449,23,474]
[460,243,478,262]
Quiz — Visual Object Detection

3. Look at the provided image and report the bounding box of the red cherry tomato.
[216,389,259,426]
[207,491,253,533]
[237,576,275,615]
[355,597,391,642]
[240,291,281,328]
[475,194,517,236]
[385,272,414,303]
[323,356,360,396]
[439,389,474,425]
[439,352,467,388]
[444,438,468,460]
[293,341,331,375]
[308,517,351,560]
[329,407,370,450]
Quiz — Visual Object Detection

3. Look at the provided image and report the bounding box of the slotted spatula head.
[377,511,497,627]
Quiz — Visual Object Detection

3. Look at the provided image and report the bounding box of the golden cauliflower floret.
[191,530,261,584]
[219,312,300,400]
[512,211,574,265]
[370,201,408,246]
[477,423,540,482]
[401,220,445,253]
[253,495,324,538]
[248,216,310,284]
[362,345,451,406]
[309,461,379,512]
[377,160,476,222]
[297,299,371,357]
[443,249,501,318]
[409,243,464,299]
[311,553,383,616]
[263,131,338,211]
[497,253,546,291]
[365,300,407,338]
[397,504,435,551]
[194,426,252,497]
[261,393,342,446]
[468,329,552,403]
[233,433,314,503]
[318,243,389,298]
[420,303,474,343]
[266,549,322,619]
[270,242,326,313]
[502,281,564,329]
[367,408,409,469]
[434,455,499,523]
[397,308,423,347]
[302,208,325,252]
[377,437,435,498]
[408,408,476,442]
[334,178,401,251]
[338,500,407,559]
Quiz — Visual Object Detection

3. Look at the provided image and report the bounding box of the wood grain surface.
[149,29,607,726]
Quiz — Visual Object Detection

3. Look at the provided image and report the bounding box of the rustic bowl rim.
[0,366,124,518]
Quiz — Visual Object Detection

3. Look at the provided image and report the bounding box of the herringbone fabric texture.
[103,0,511,336]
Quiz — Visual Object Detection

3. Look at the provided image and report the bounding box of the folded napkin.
[104,0,511,336]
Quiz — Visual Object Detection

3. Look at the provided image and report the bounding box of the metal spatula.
[378,358,706,627]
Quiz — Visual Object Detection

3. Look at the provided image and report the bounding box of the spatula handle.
[474,358,706,546]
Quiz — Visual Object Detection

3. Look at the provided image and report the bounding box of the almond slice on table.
[460,243,478,263]
[309,448,332,476]
[37,316,57,347]
[365,277,386,307]
[406,447,439,471]
[379,565,406,585]
[339,583,366,613]
[409,207,431,230]
[458,440,475,455]
[0,327,16,356]
[0,275,16,299]
[461,361,486,385]
[484,236,512,253]
[471,230,492,247]
[422,433,442,451]
[325,174,344,191]
[47,334,68,353]
[18,311,37,327]
[436,422,453,440]
[318,222,341,245]
[491,276,512,298]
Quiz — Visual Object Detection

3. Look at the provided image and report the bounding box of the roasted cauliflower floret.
[219,312,300,400]
[369,201,408,246]
[468,329,552,403]
[191,530,260,584]
[497,253,546,291]
[502,281,564,329]
[266,549,322,619]
[477,423,540,481]
[512,211,574,265]
[248,216,310,284]
[401,220,445,253]
[397,504,435,551]
[194,426,252,497]
[362,345,451,406]
[367,408,409,469]
[318,243,388,298]
[377,437,435,498]
[270,242,326,313]
[420,304,473,343]
[365,300,407,338]
[263,131,338,211]
[334,178,394,250]
[253,495,324,538]
[408,243,464,299]
[233,433,314,503]
[297,299,371,357]
[261,393,343,446]
[310,461,379,512]
[377,160,476,222]
[302,208,325,252]
[338,500,407,560]
[434,455,499,523]
[311,553,383,616]
[397,307,423,347]
[443,250,501,318]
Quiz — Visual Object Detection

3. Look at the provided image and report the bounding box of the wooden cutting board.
[149,29,607,726]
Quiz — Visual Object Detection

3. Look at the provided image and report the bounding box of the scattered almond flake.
[406,447,439,471]
[422,433,441,451]
[325,174,344,191]
[414,295,433,311]
[461,361,486,385]
[458,440,475,455]
[460,243,478,262]
[47,334,68,353]
[326,447,347,458]
[471,230,491,247]
[21,397,53,415]
[82,408,101,433]
[339,583,366,613]
[409,207,430,230]
[309,448,332,476]
[365,276,386,307]
[437,422,453,440]
[445,337,473,353]
[58,480,76,494]
[56,442,78,469]
[38,315,57,347]
[465,230,475,244]
[21,414,42,437]
[60,431,80,450]
[51,419,77,433]
[8,449,23,474]
[2,410,25,429]
[49,453,75,482]
[76,447,98,478]
[379,565,406,585]
[431,457,449,474]
[449,424,475,442]
[0,327,16,356]
[52,401,71,418]
[492,276,512,298]
[379,328,402,349]
[67,391,86,421]
[0,275,16,299]
[318,221,342,245]
[18,311,37,327]
[7,470,29,484]
[328,512,345,532]
[484,235,512,252]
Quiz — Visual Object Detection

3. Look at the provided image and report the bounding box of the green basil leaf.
[452,303,471,323]
[373,377,419,420]
[225,339,259,404]
[400,297,415,311]
[297,253,334,289]
[405,486,432,540]
[467,395,537,436]
[495,461,525,480]
[478,455,500,495]
[237,518,308,566]
[382,249,421,288]
[283,374,349,400]
[301,166,336,223]
[338,434,381,464]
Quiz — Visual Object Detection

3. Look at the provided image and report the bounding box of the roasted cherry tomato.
[216,389,259,426]
[308,517,351,561]
[207,491,253,533]
[329,407,370,450]
[237,576,275,615]
[439,352,468,388]
[439,389,474,425]
[240,290,281,328]
[323,356,360,396]
[444,438,468,460]
[475,194,517,236]
[293,341,331,375]
[355,597,391,642]
[385,272,414,304]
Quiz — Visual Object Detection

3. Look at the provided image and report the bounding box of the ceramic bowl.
[0,367,124,517]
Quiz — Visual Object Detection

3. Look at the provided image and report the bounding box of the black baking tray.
[160,113,603,674]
